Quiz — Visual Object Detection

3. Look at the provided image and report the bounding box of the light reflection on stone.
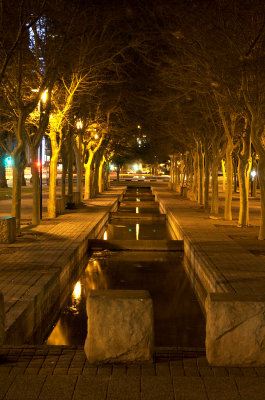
[46,320,69,345]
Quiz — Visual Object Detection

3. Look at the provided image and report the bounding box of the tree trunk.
[211,160,219,216]
[191,151,198,200]
[30,146,40,225]
[233,157,238,193]
[197,142,204,205]
[11,111,27,232]
[224,143,233,220]
[73,138,83,202]
[98,156,105,193]
[11,163,22,232]
[258,156,265,240]
[238,130,251,227]
[204,149,210,208]
[84,153,93,199]
[61,143,67,206]
[0,148,8,188]
[221,159,226,192]
[238,157,251,227]
[67,136,73,198]
[48,154,59,218]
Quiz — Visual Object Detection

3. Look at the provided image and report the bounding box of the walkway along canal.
[45,187,205,350]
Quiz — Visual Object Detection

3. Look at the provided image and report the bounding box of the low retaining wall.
[153,188,265,366]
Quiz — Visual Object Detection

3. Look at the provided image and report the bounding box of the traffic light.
[4,156,12,166]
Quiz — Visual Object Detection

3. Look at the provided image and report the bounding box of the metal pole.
[40,140,43,219]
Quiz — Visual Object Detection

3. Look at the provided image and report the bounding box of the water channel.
[45,187,205,348]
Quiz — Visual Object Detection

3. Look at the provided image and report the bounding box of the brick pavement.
[1,346,265,399]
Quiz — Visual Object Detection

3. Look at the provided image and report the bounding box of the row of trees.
[131,0,265,240]
[0,0,143,232]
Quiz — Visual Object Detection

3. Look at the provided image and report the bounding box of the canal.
[45,187,205,348]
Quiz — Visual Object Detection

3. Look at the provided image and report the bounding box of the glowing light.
[36,161,41,167]
[136,223,139,240]
[94,134,99,139]
[41,89,48,103]
[133,164,138,171]
[136,207,139,213]
[251,170,257,178]
[136,198,140,202]
[103,231,108,240]
[76,119,83,129]
[137,125,141,129]
[110,164,115,170]
[5,157,12,166]
[73,281,81,300]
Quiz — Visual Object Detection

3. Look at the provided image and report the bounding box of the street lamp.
[251,170,257,197]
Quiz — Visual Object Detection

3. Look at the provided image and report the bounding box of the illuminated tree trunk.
[98,155,105,193]
[224,141,233,220]
[48,129,60,218]
[221,159,226,192]
[84,152,93,199]
[211,160,219,216]
[238,129,251,227]
[73,136,83,202]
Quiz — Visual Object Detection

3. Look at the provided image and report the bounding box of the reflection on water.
[46,252,205,347]
[106,221,171,241]
[136,223,139,240]
[45,187,205,348]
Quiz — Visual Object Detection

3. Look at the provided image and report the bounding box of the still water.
[45,187,205,348]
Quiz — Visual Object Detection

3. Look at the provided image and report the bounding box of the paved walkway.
[1,185,265,398]
[152,187,265,297]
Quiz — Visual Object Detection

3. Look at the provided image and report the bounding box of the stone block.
[0,291,5,344]
[0,217,16,243]
[205,293,265,366]
[84,290,154,363]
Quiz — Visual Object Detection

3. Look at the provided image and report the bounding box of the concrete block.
[0,217,16,243]
[84,290,154,363]
[0,291,5,344]
[206,293,265,366]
